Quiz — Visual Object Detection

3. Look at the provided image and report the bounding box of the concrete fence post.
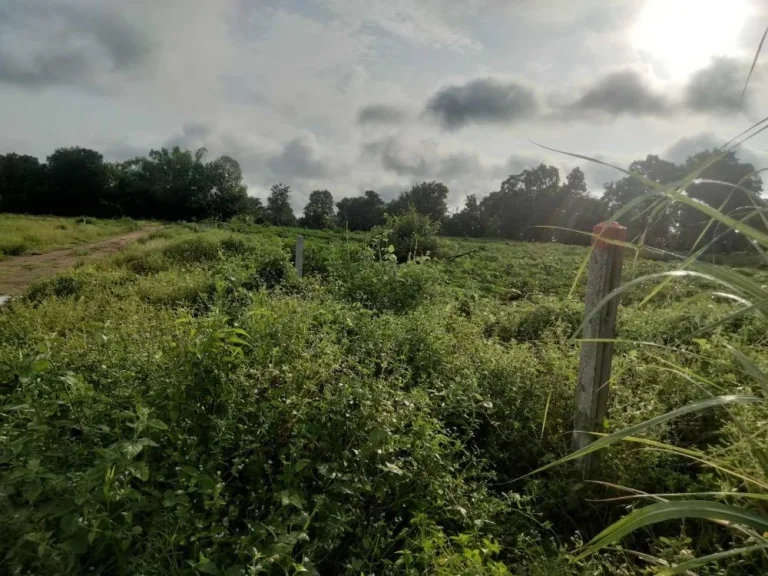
[572,221,626,477]
[295,236,304,279]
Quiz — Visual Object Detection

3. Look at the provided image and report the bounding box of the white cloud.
[1,0,767,213]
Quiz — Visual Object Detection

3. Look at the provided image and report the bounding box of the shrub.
[373,209,441,262]
[219,235,254,256]
[0,239,26,256]
[485,298,583,342]
[125,251,171,275]
[162,236,221,263]
[26,274,83,302]
[330,253,441,313]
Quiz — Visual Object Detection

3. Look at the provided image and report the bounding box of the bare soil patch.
[0,226,160,295]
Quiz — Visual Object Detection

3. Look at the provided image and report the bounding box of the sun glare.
[630,0,750,79]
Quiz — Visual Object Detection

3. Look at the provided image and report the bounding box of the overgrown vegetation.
[1,212,766,574]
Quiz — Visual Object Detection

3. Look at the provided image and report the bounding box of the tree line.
[0,145,764,252]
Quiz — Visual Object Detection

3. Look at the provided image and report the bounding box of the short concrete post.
[295,236,304,279]
[572,221,626,476]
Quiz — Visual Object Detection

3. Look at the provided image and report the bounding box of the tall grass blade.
[578,501,768,559]
[742,24,768,99]
[657,545,768,576]
[518,395,762,480]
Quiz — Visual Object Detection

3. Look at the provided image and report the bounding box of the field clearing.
[0,225,161,295]
[1,218,767,574]
[0,214,146,259]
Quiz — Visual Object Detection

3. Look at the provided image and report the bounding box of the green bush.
[26,274,84,302]
[0,238,26,256]
[485,298,583,342]
[330,254,441,313]
[162,236,222,263]
[373,209,441,263]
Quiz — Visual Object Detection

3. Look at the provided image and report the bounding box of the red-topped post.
[572,221,627,476]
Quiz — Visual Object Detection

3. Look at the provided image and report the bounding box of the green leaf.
[131,462,149,481]
[380,462,404,476]
[368,427,388,447]
[31,358,51,373]
[122,442,145,459]
[197,561,220,575]
[579,501,768,559]
[278,490,305,510]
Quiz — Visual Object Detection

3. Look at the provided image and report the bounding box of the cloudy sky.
[2,0,768,209]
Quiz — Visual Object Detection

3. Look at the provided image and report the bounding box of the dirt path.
[0,226,161,296]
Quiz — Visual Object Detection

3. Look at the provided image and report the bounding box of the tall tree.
[336,190,385,230]
[0,153,47,213]
[549,167,604,244]
[206,155,249,220]
[443,194,484,237]
[300,189,335,229]
[240,196,266,222]
[266,183,297,226]
[676,150,764,253]
[387,181,449,222]
[600,155,681,248]
[481,164,561,240]
[46,147,110,216]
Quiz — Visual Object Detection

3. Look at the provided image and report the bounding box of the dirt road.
[0,226,160,296]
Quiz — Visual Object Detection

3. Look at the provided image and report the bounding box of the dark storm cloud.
[362,138,428,177]
[424,78,537,129]
[664,132,767,169]
[363,137,486,181]
[100,142,150,162]
[268,137,329,179]
[568,70,670,116]
[664,133,723,164]
[685,58,745,113]
[357,104,407,125]
[0,0,150,89]
[165,123,214,149]
[362,137,558,206]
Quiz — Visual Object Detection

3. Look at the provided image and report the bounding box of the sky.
[1,0,768,210]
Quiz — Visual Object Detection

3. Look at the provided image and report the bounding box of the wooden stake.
[295,236,304,279]
[572,221,626,477]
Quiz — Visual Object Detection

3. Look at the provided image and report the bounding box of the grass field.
[1,217,767,574]
[0,214,143,259]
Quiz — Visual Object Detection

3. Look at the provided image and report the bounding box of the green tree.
[676,150,765,253]
[336,190,385,231]
[549,167,604,245]
[481,164,561,240]
[387,181,449,221]
[443,194,484,237]
[206,155,249,220]
[46,147,110,216]
[239,196,266,223]
[266,183,297,226]
[600,155,681,248]
[300,189,335,229]
[0,153,47,214]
